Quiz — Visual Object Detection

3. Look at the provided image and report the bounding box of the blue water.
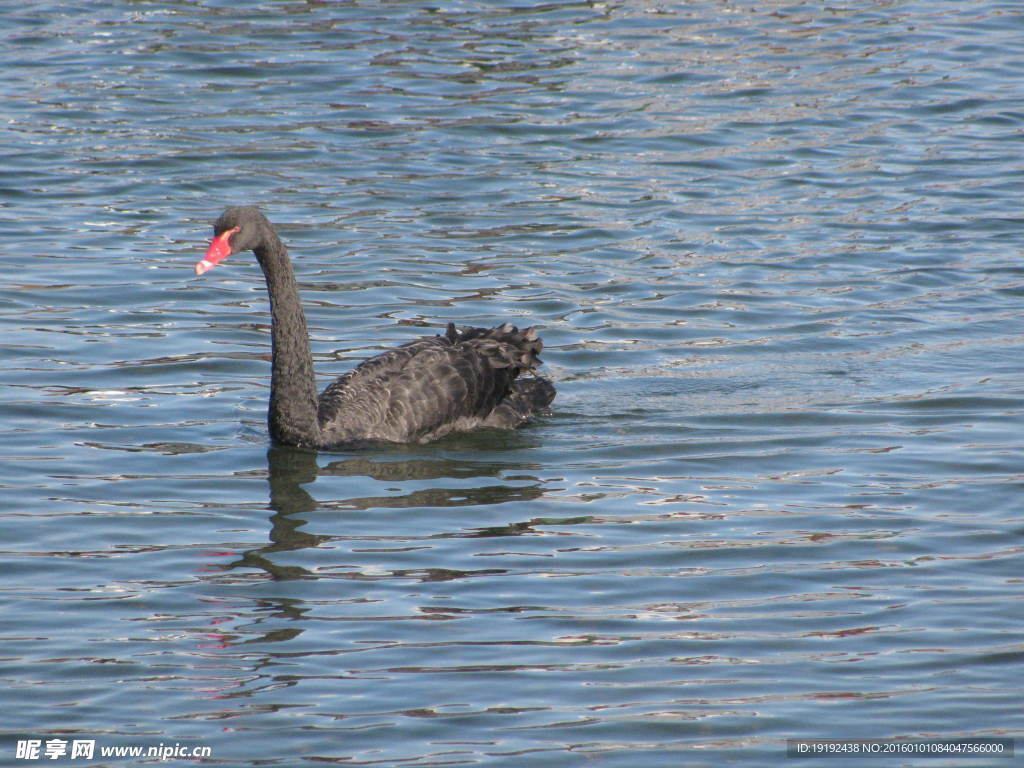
[2,1,1023,766]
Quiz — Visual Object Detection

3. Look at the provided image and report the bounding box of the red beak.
[195,227,239,276]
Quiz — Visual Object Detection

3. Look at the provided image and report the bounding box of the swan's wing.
[317,323,550,444]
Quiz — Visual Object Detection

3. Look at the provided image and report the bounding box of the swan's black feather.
[316,322,550,444]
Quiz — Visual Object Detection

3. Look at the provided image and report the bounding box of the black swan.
[195,206,555,448]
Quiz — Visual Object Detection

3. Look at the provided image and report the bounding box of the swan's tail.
[442,321,555,430]
[482,376,556,429]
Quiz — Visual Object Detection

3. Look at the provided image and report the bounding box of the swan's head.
[195,206,272,276]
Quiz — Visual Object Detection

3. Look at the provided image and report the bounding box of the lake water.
[2,1,1023,766]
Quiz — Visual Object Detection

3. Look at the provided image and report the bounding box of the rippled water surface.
[3,1,1024,765]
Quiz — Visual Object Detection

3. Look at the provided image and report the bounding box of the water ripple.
[2,1,1023,765]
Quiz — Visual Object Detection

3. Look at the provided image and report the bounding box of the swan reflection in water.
[218,445,578,588]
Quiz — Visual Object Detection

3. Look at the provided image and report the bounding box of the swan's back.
[317,323,554,445]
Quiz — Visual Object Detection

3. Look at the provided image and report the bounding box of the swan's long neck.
[255,234,322,448]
